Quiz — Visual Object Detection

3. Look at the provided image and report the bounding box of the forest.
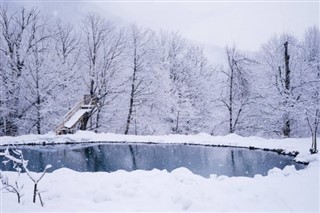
[0,5,319,140]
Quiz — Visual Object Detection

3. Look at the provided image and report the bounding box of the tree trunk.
[307,114,318,154]
[283,41,291,137]
[310,127,318,154]
[174,111,180,134]
[80,112,89,130]
[95,108,102,131]
[36,107,41,134]
[125,50,137,135]
[124,86,134,134]
[90,79,94,96]
[284,41,291,91]
[33,183,37,203]
[36,90,41,134]
[17,192,21,204]
[229,65,234,134]
[283,114,290,137]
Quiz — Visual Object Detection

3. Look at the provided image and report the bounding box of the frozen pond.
[0,143,306,178]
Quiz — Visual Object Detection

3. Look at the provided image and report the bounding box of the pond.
[0,142,306,178]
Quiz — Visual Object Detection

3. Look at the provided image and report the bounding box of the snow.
[0,132,319,212]
[63,109,91,128]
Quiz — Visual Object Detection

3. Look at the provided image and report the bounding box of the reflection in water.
[0,143,305,178]
[129,145,137,170]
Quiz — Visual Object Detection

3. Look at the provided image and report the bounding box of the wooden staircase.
[55,95,96,135]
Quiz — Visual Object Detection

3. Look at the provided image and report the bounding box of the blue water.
[0,142,305,178]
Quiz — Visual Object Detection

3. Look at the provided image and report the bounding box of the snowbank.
[1,161,319,212]
[0,132,319,212]
[0,131,316,161]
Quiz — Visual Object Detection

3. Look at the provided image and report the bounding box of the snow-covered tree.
[216,45,257,134]
[300,26,320,153]
[53,20,82,109]
[124,24,155,135]
[81,13,112,130]
[23,23,52,134]
[156,32,187,133]
[154,32,212,134]
[259,34,303,137]
[93,28,126,131]
[0,6,51,135]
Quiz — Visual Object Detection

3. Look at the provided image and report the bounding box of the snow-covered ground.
[1,131,319,212]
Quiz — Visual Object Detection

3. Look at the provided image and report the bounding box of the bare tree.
[82,13,112,96]
[124,24,154,135]
[219,45,255,134]
[54,21,80,66]
[0,147,51,206]
[93,29,126,131]
[0,171,23,203]
[81,14,126,132]
[81,13,111,130]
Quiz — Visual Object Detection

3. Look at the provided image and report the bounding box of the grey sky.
[6,1,320,51]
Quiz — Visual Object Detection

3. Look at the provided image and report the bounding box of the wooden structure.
[55,95,97,135]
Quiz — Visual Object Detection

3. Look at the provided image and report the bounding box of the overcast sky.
[7,1,320,51]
